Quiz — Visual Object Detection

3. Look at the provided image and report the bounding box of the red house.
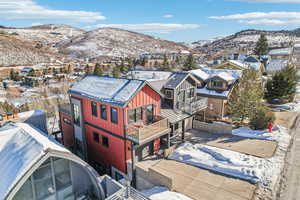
[59,75,170,181]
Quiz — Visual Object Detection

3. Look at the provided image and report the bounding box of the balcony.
[176,96,208,115]
[126,116,170,145]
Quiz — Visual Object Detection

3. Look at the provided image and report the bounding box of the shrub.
[250,106,275,130]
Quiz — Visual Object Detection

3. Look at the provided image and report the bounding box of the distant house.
[269,48,293,60]
[191,68,243,120]
[213,58,263,72]
[266,59,289,74]
[266,48,294,74]
[0,116,149,200]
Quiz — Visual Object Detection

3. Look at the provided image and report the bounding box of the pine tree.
[254,34,269,56]
[93,63,103,76]
[265,64,297,104]
[183,54,197,71]
[160,55,171,71]
[86,64,92,75]
[112,66,121,78]
[228,69,264,126]
[119,61,128,73]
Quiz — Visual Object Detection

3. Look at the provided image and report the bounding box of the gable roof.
[126,70,173,81]
[227,60,249,69]
[214,72,235,82]
[164,72,200,89]
[0,123,69,200]
[190,69,209,81]
[70,75,161,107]
[269,48,292,56]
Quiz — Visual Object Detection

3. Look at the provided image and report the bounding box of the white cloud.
[0,0,106,23]
[84,23,200,34]
[163,14,174,18]
[210,11,300,26]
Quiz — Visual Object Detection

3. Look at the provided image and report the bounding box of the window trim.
[93,132,100,143]
[91,101,98,117]
[100,104,107,120]
[165,89,173,99]
[102,135,109,148]
[110,107,118,124]
[211,80,223,88]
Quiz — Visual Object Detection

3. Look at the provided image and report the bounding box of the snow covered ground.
[142,187,192,200]
[169,126,290,191]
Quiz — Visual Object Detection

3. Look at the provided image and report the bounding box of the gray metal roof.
[164,72,189,89]
[161,108,190,124]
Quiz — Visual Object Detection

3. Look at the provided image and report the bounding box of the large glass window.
[212,80,223,88]
[32,159,55,200]
[102,135,109,147]
[146,105,154,124]
[111,107,118,124]
[91,102,97,117]
[53,159,72,190]
[13,179,34,200]
[73,104,80,126]
[100,104,107,120]
[128,107,143,124]
[93,132,100,143]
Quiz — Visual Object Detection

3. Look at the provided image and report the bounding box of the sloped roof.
[164,72,190,88]
[215,72,235,81]
[269,48,292,56]
[190,69,209,81]
[228,60,249,69]
[202,68,243,80]
[266,59,289,73]
[0,123,69,200]
[69,75,147,107]
[127,70,173,81]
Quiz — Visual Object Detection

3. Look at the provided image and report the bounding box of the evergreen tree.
[86,64,92,75]
[183,54,197,71]
[93,63,103,76]
[228,69,264,126]
[265,64,297,104]
[119,61,128,73]
[160,55,171,71]
[112,66,121,78]
[254,34,269,56]
[28,69,36,77]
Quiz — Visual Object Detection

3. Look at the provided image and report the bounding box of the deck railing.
[126,116,169,144]
[106,186,150,200]
[177,97,208,115]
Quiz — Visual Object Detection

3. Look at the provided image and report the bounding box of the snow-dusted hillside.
[57,27,190,60]
[0,33,70,66]
[1,24,85,46]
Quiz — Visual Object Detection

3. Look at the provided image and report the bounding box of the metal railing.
[106,186,150,200]
[177,97,208,115]
[126,116,169,144]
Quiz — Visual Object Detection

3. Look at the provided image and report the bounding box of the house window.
[13,179,34,200]
[100,104,107,120]
[91,102,97,117]
[212,80,223,88]
[102,135,109,147]
[111,107,118,124]
[73,104,80,126]
[128,107,143,124]
[165,89,173,99]
[190,88,195,98]
[178,90,186,102]
[63,118,71,125]
[93,132,100,143]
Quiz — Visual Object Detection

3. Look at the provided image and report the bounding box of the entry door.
[185,117,193,131]
[71,98,86,160]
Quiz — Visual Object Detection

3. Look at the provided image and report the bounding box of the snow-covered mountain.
[57,27,190,61]
[0,24,85,46]
[193,28,300,52]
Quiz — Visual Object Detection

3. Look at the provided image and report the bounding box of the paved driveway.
[151,159,256,200]
[184,129,277,158]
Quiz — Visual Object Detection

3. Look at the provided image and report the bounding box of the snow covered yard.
[142,187,192,200]
[169,126,291,192]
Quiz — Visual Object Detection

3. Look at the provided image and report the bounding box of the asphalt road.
[278,116,300,200]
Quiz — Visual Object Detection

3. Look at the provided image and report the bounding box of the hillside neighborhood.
[1,1,300,199]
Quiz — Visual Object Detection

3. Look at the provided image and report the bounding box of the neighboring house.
[191,68,243,120]
[59,75,170,182]
[126,70,208,141]
[269,48,293,60]
[266,48,295,74]
[213,58,263,72]
[0,117,149,200]
[266,59,289,74]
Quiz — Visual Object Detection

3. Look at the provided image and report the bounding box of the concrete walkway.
[151,159,256,200]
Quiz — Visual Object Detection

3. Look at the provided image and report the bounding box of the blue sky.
[1,0,300,42]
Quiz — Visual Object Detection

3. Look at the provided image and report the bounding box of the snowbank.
[169,125,290,190]
[142,187,192,200]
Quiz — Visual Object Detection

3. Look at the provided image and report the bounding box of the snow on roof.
[0,123,69,200]
[70,75,145,107]
[215,72,235,81]
[197,87,230,98]
[245,62,261,71]
[228,60,248,69]
[164,72,190,89]
[142,186,192,200]
[127,70,173,81]
[294,43,300,48]
[202,68,243,80]
[190,69,209,81]
[266,59,289,73]
[269,48,292,56]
